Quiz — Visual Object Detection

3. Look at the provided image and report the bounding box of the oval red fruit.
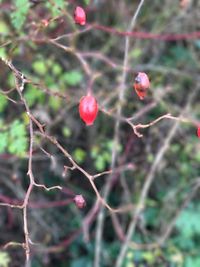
[197,126,200,138]
[133,72,150,100]
[74,195,86,209]
[74,6,86,26]
[79,94,98,125]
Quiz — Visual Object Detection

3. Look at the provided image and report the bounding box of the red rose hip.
[133,72,150,100]
[197,126,200,138]
[74,6,86,26]
[79,94,98,125]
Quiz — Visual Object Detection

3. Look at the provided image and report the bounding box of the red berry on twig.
[74,6,86,26]
[133,72,150,100]
[74,195,86,209]
[79,94,98,126]
[197,126,200,138]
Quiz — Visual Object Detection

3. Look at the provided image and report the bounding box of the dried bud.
[74,195,86,209]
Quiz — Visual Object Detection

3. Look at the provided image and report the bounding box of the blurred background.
[0,0,200,266]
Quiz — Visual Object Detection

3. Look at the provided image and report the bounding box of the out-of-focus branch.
[115,86,199,267]
[94,1,146,267]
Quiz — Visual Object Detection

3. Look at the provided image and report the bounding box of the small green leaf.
[0,132,8,153]
[0,251,11,267]
[52,63,62,76]
[130,48,142,59]
[84,0,90,5]
[0,47,6,58]
[10,120,26,138]
[11,0,30,30]
[0,21,9,34]
[73,148,86,164]
[62,126,71,137]
[63,71,83,86]
[49,96,61,111]
[91,146,99,158]
[106,140,122,153]
[142,251,155,264]
[8,136,28,156]
[147,153,154,163]
[24,86,45,107]
[176,206,200,238]
[8,120,28,156]
[0,93,8,112]
[194,151,200,162]
[33,60,47,76]
[46,0,66,17]
[95,156,106,171]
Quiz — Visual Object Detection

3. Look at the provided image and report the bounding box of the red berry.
[197,126,200,138]
[74,6,86,26]
[74,195,86,209]
[133,72,150,100]
[79,94,98,126]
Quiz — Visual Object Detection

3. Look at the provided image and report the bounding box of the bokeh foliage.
[0,0,200,267]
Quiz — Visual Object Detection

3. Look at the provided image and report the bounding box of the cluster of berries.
[73,5,200,208]
[78,72,150,125]
[74,6,200,137]
[74,6,150,126]
[79,72,150,125]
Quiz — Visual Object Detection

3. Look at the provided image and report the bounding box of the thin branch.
[115,86,199,267]
[94,1,145,266]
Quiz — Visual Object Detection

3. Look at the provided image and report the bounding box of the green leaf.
[46,0,66,17]
[52,63,62,76]
[49,96,62,111]
[142,251,155,264]
[194,151,200,162]
[8,136,28,156]
[0,251,11,267]
[176,206,200,238]
[33,60,47,76]
[8,120,28,156]
[0,93,8,112]
[11,0,30,30]
[0,21,9,34]
[63,71,83,86]
[0,47,6,59]
[73,148,86,164]
[24,86,45,107]
[10,120,26,138]
[62,126,71,137]
[95,156,106,171]
[91,146,99,158]
[54,0,65,10]
[0,132,8,153]
[84,0,90,5]
[106,140,122,153]
[130,48,142,59]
